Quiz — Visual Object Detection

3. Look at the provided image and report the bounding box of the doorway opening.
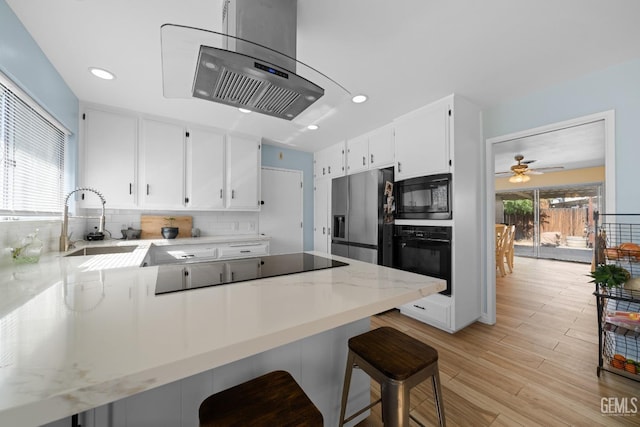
[496,184,602,263]
[483,110,615,326]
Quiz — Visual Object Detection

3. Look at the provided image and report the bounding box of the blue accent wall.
[261,144,314,251]
[484,58,640,214]
[0,0,79,189]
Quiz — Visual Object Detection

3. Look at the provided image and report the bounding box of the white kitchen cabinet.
[397,94,483,333]
[81,108,137,208]
[346,135,368,175]
[313,149,325,179]
[394,97,450,181]
[313,179,330,252]
[314,141,345,179]
[186,128,225,209]
[140,119,185,209]
[368,124,395,168]
[346,124,394,175]
[226,135,260,210]
[80,104,262,212]
[325,141,345,178]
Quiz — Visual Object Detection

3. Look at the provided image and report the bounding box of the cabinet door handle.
[322,167,326,175]
[240,250,251,253]
[398,162,402,173]
[220,189,223,199]
[231,189,235,199]
[362,156,366,166]
[185,197,189,204]
[129,183,132,195]
[328,166,331,174]
[371,154,374,164]
[322,226,326,235]
[146,184,150,195]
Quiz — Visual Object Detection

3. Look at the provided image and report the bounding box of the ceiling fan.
[496,154,564,183]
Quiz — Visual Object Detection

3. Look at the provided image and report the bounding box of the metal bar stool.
[338,327,445,427]
[199,370,323,427]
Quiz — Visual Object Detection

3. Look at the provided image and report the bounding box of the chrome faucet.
[60,187,106,252]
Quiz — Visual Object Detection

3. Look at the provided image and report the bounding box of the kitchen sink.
[65,245,138,257]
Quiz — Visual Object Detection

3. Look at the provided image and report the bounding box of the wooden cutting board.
[140,215,193,239]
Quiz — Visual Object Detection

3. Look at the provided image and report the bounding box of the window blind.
[0,76,66,215]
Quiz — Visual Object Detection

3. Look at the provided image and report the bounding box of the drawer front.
[218,243,269,259]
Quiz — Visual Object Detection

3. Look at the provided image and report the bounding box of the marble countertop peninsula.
[0,244,445,426]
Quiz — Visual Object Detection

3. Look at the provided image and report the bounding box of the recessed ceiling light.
[352,94,368,104]
[89,67,116,80]
[307,124,319,130]
[238,108,252,114]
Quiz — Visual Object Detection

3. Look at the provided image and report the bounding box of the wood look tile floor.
[355,257,639,426]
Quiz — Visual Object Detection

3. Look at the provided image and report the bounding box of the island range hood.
[167,0,325,121]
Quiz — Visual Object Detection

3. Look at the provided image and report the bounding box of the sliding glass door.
[496,184,602,263]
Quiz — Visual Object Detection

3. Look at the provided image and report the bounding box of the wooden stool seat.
[199,370,323,427]
[339,327,445,427]
[348,326,439,381]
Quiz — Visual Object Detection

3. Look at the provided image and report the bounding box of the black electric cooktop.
[155,253,348,295]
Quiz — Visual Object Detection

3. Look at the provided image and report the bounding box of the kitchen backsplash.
[0,210,259,262]
[94,209,260,238]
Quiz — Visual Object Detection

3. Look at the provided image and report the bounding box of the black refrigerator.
[330,167,394,266]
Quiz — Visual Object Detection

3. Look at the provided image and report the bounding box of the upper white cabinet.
[80,105,261,212]
[314,141,345,179]
[394,97,450,181]
[186,128,225,210]
[346,124,394,175]
[226,135,260,210]
[82,108,137,209]
[346,135,368,175]
[368,124,395,168]
[140,119,185,209]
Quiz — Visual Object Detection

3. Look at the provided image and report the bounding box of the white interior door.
[259,168,303,255]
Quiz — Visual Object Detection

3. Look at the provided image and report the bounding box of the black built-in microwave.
[395,173,452,220]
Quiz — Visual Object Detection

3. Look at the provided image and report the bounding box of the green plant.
[164,217,176,227]
[588,264,631,288]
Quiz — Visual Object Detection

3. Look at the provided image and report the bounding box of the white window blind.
[0,75,66,215]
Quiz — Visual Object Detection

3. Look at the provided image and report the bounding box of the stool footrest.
[343,398,381,424]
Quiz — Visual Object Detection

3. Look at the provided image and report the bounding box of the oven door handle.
[398,237,450,244]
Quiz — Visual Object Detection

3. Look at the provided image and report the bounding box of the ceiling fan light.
[509,174,531,183]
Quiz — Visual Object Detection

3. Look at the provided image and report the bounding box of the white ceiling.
[6,0,640,160]
[493,120,606,175]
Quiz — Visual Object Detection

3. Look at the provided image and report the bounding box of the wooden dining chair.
[503,225,516,273]
[495,224,508,277]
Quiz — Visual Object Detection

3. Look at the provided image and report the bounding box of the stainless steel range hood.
[162,0,331,121]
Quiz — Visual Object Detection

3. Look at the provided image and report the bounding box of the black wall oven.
[395,173,452,220]
[393,225,452,296]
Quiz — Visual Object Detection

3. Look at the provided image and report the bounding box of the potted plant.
[588,264,631,289]
[161,217,179,239]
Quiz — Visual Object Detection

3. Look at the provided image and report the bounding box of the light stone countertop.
[0,243,445,426]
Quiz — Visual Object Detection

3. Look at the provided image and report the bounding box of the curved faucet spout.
[60,187,107,251]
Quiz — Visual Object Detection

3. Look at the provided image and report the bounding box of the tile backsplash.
[0,210,260,262]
